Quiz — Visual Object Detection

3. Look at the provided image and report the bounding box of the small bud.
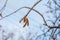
[0,12,2,17]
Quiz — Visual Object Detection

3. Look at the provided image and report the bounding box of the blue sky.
[0,0,59,40]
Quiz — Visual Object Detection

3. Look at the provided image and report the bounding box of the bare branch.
[0,6,48,27]
[53,0,60,7]
[48,24,60,29]
[20,0,42,23]
[0,0,8,12]
[19,7,48,26]
[35,29,51,40]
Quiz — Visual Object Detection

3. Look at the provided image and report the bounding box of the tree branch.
[0,6,48,27]
[0,0,8,12]
[49,25,60,29]
[20,0,42,23]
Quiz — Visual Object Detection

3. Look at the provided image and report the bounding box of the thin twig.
[49,24,60,29]
[53,0,60,7]
[0,0,8,12]
[0,7,48,27]
[35,28,51,40]
[20,0,42,23]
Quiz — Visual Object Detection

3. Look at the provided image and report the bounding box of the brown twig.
[18,7,48,26]
[0,6,48,27]
[49,25,60,29]
[20,0,42,23]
